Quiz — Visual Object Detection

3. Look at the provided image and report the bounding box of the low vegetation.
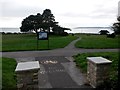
[73,52,119,89]
[2,34,77,51]
[75,34,119,49]
[0,58,2,90]
[2,57,17,90]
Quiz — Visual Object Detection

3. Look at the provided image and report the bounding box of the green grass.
[75,34,119,49]
[2,34,77,51]
[73,52,119,88]
[2,57,17,90]
[0,57,2,90]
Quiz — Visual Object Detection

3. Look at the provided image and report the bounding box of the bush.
[49,32,55,35]
[2,32,5,34]
[96,76,118,90]
[60,32,68,36]
[107,33,116,38]
[96,79,112,89]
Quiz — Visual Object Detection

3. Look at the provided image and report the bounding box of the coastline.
[0,27,114,34]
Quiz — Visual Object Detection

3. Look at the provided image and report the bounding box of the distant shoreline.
[74,27,111,29]
[0,27,113,34]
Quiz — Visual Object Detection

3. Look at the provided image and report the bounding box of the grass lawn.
[75,34,119,49]
[0,58,2,90]
[73,52,119,88]
[2,57,17,90]
[2,34,77,51]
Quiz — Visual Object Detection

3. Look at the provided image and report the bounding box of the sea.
[0,27,114,34]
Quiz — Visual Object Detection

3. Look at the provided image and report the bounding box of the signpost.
[37,32,49,50]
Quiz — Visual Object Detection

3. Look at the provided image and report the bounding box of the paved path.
[2,37,118,58]
[36,56,87,88]
[15,56,91,89]
[1,37,118,89]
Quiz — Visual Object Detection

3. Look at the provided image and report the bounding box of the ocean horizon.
[0,27,114,34]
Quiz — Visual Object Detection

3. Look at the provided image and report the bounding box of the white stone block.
[87,57,112,64]
[15,61,40,72]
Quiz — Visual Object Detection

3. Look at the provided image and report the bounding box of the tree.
[99,30,109,35]
[52,25,70,35]
[113,16,120,89]
[112,16,120,34]
[52,25,63,34]
[20,9,71,35]
[42,9,56,32]
[20,13,42,33]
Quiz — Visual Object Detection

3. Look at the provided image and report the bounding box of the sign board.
[37,32,48,40]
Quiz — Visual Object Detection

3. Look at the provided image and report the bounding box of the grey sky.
[118,1,120,15]
[0,0,119,28]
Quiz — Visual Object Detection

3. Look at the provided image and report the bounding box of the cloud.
[90,6,117,18]
[2,6,43,17]
[119,1,120,16]
[0,17,23,27]
[0,0,119,28]
[1,0,43,17]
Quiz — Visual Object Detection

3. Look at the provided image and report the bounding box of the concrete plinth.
[87,57,112,88]
[15,61,40,89]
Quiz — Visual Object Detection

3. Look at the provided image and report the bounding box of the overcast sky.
[0,0,119,28]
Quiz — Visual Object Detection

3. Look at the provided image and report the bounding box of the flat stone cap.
[87,57,112,64]
[15,61,40,72]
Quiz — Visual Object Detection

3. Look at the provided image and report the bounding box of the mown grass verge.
[2,34,77,51]
[2,57,17,90]
[75,34,119,49]
[73,52,119,89]
[0,57,2,90]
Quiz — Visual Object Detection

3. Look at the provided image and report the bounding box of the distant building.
[118,1,120,16]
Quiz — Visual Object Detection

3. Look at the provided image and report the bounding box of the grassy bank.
[0,57,2,90]
[2,34,77,51]
[75,34,119,49]
[73,52,119,88]
[2,57,17,90]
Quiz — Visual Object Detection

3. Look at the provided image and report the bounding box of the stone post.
[15,61,40,89]
[87,57,112,88]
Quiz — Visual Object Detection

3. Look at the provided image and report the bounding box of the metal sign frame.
[36,32,49,50]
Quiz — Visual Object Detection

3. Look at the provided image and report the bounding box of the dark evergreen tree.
[20,9,71,35]
[42,9,56,32]
[112,16,120,35]
[20,13,42,33]
[52,25,70,35]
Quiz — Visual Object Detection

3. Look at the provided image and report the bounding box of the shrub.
[60,32,68,36]
[107,33,116,38]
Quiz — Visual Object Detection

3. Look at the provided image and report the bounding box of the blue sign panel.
[37,32,48,40]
